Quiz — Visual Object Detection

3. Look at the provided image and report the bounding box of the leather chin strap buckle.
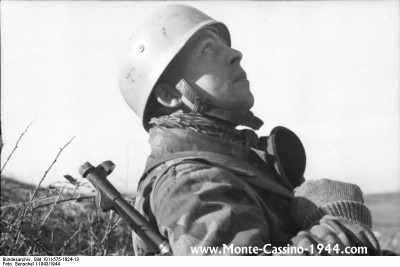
[175,79,204,113]
[175,79,264,130]
[192,97,203,113]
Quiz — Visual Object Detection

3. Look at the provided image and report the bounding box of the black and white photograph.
[1,0,399,262]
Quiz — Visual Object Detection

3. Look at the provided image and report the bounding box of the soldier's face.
[173,28,254,113]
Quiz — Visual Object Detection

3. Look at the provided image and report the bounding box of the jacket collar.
[148,126,251,161]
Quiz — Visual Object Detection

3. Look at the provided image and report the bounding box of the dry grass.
[0,124,134,256]
[1,177,134,256]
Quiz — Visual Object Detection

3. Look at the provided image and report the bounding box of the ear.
[154,83,182,108]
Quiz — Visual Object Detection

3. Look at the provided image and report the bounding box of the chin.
[245,93,255,110]
[236,103,254,115]
[234,95,254,113]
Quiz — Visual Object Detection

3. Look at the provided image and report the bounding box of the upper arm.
[150,162,272,255]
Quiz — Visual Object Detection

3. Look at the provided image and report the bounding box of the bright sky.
[1,1,399,194]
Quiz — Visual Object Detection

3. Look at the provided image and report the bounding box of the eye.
[219,37,228,46]
[202,43,213,54]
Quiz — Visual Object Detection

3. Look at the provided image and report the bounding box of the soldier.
[119,4,381,255]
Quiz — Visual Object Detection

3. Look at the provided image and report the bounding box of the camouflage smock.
[132,113,380,255]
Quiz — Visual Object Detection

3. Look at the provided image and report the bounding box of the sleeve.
[283,178,383,255]
[150,161,274,255]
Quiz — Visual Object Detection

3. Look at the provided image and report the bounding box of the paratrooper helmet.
[119,4,231,131]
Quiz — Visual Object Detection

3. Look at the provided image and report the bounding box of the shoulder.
[152,159,246,191]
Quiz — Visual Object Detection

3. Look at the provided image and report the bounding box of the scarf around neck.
[149,112,262,149]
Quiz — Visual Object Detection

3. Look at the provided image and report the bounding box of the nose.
[227,48,243,66]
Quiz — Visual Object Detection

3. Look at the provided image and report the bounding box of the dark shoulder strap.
[142,151,204,178]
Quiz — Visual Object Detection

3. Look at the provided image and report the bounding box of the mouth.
[233,71,248,83]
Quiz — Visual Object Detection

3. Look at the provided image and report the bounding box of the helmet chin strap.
[175,79,264,130]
